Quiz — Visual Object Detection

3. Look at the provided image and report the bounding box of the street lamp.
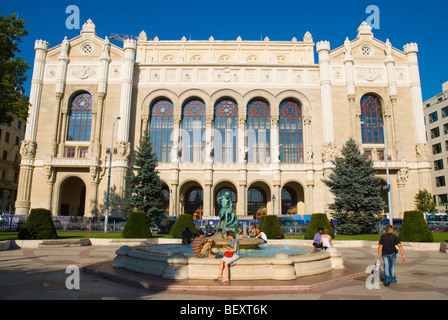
[382,122,393,226]
[104,116,121,232]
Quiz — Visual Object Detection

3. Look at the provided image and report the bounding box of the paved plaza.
[0,242,447,301]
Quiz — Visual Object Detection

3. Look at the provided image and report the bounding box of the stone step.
[38,239,91,248]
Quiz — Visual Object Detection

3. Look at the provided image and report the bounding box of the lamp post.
[104,117,120,232]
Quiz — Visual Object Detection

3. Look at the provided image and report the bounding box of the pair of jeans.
[382,252,397,283]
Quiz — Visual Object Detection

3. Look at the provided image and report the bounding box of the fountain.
[113,196,344,280]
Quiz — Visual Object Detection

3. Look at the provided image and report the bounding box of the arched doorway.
[247,182,270,218]
[281,182,305,215]
[183,186,204,218]
[59,176,86,216]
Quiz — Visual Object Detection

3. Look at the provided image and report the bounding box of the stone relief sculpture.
[415,143,430,162]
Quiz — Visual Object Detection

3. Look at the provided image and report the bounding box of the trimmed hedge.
[399,210,433,242]
[169,214,197,238]
[304,213,335,240]
[122,211,152,238]
[18,208,58,240]
[259,215,284,239]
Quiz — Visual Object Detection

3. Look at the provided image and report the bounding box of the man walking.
[378,225,405,286]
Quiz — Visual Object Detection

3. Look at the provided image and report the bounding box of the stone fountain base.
[112,245,345,281]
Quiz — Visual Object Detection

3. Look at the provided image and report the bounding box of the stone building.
[423,81,448,212]
[15,19,431,220]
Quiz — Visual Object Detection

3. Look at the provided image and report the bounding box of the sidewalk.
[0,243,447,300]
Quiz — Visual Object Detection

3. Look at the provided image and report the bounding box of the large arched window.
[181,99,206,163]
[247,100,270,163]
[149,99,174,163]
[67,92,92,141]
[214,100,238,163]
[360,94,384,144]
[279,100,303,163]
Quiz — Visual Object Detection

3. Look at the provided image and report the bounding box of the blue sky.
[3,0,447,100]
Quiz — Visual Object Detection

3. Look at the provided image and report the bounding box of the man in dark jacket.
[377,225,405,286]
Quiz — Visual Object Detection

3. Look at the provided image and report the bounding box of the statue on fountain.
[215,192,238,235]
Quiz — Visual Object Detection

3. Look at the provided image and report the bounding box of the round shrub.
[259,215,284,239]
[122,211,152,238]
[399,210,433,242]
[169,214,197,238]
[18,208,58,240]
[304,213,335,240]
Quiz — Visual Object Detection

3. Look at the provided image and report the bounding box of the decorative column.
[304,115,314,214]
[237,117,248,217]
[404,43,431,190]
[317,40,336,214]
[112,39,137,216]
[343,37,359,141]
[16,40,49,215]
[170,113,182,216]
[270,115,281,215]
[93,37,111,157]
[384,39,398,158]
[397,162,409,217]
[52,37,70,156]
[203,114,214,217]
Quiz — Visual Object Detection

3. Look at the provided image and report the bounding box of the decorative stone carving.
[303,31,313,43]
[90,165,100,183]
[71,66,97,79]
[397,167,409,185]
[306,145,314,163]
[357,68,381,82]
[20,140,37,159]
[416,143,430,162]
[115,141,131,160]
[138,30,148,42]
[322,142,338,163]
[101,37,111,60]
[239,145,249,162]
[344,37,352,59]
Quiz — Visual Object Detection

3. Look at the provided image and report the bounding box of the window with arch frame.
[214,100,238,163]
[149,99,174,163]
[67,92,93,142]
[360,94,384,144]
[279,100,303,163]
[181,99,206,163]
[246,100,270,163]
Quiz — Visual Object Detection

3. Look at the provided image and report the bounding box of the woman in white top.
[320,229,333,250]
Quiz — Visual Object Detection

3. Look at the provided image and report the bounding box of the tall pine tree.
[125,129,164,224]
[322,138,385,234]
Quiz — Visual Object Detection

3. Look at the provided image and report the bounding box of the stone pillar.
[384,39,399,158]
[404,43,432,190]
[343,37,358,141]
[112,39,136,216]
[303,115,314,214]
[52,37,70,156]
[16,40,49,215]
[397,166,409,217]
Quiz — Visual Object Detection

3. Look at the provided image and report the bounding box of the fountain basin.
[112,243,344,281]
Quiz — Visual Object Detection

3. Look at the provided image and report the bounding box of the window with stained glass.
[360,95,384,144]
[67,93,93,142]
[214,100,238,163]
[246,100,270,163]
[279,100,303,163]
[149,99,174,163]
[181,99,206,163]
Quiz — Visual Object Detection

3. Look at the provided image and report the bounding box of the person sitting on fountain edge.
[313,228,324,249]
[181,227,194,245]
[192,230,216,258]
[254,227,268,243]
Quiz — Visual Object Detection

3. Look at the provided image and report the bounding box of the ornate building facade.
[15,20,431,220]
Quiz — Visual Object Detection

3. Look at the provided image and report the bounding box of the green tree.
[414,189,436,213]
[0,13,30,124]
[125,129,164,224]
[322,138,385,234]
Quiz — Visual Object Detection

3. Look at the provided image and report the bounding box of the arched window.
[360,95,384,144]
[214,100,238,163]
[182,99,206,163]
[67,92,92,141]
[149,99,174,163]
[247,100,270,163]
[279,100,303,163]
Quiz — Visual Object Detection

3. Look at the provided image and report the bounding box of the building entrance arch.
[59,176,86,216]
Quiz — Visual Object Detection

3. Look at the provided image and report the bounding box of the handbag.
[224,251,233,258]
